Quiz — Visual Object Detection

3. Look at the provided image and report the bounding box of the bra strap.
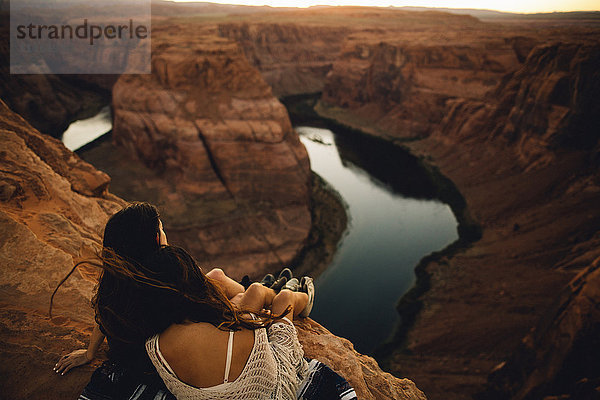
[154,335,178,377]
[223,330,234,383]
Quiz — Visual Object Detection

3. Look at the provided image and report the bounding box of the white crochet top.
[145,318,308,400]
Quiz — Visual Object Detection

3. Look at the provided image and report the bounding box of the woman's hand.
[54,349,92,375]
[54,324,105,375]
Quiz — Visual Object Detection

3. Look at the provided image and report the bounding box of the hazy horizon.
[167,0,600,14]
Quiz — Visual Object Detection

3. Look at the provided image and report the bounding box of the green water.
[297,126,458,354]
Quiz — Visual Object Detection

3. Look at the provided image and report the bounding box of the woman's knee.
[245,282,265,297]
[206,268,225,281]
[272,289,295,309]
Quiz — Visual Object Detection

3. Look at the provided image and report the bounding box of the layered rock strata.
[318,34,600,400]
[0,13,116,138]
[218,22,349,97]
[0,100,426,399]
[216,8,491,99]
[0,99,125,399]
[318,34,525,140]
[110,27,312,278]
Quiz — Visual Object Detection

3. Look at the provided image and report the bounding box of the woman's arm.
[231,283,310,321]
[271,289,308,323]
[231,282,276,313]
[54,323,105,375]
[206,268,245,300]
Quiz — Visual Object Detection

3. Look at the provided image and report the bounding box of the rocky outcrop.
[0,99,426,399]
[296,318,427,400]
[218,22,349,97]
[318,26,600,399]
[109,26,311,278]
[0,11,116,138]
[319,34,523,140]
[0,99,125,399]
[480,257,600,400]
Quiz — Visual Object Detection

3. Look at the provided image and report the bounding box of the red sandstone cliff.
[218,22,349,96]
[109,26,312,278]
[0,99,427,399]
[318,32,600,399]
[0,99,125,399]
[319,33,525,140]
[216,8,490,99]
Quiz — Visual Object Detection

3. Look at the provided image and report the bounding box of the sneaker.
[277,267,293,281]
[283,278,300,292]
[299,276,314,318]
[240,275,251,290]
[270,276,288,292]
[260,273,275,287]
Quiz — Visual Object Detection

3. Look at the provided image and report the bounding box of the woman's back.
[146,319,307,400]
[158,322,256,387]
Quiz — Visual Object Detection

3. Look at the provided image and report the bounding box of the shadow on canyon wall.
[1,2,600,400]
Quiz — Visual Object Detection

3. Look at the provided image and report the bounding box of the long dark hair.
[49,202,164,370]
[50,201,161,319]
[93,202,161,343]
[96,246,285,344]
[101,201,161,264]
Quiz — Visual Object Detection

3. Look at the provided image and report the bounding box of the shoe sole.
[299,277,314,318]
[283,278,300,292]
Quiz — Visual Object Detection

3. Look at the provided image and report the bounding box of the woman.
[52,202,266,398]
[118,245,311,399]
[53,202,353,399]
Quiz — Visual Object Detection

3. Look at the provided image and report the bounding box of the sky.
[170,0,600,14]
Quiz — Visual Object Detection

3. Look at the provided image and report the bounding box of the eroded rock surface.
[109,26,311,278]
[320,35,521,140]
[218,22,349,97]
[314,19,600,400]
[481,257,600,400]
[296,318,427,400]
[0,99,125,399]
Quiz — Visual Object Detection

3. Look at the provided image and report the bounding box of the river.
[62,106,112,151]
[296,126,458,354]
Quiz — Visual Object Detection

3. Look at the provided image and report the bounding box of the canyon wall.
[0,99,125,399]
[318,29,600,399]
[481,257,600,400]
[218,22,349,97]
[195,13,600,398]
[216,8,490,100]
[0,11,119,138]
[4,6,598,399]
[319,36,524,140]
[0,99,427,400]
[109,25,312,278]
